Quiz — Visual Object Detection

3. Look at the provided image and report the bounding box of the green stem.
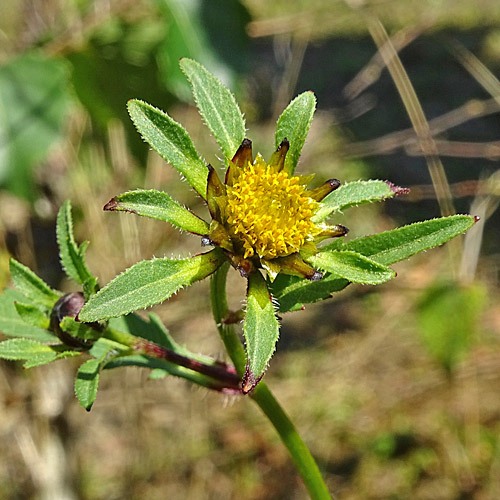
[210,264,333,500]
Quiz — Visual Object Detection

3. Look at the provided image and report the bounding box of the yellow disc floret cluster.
[225,157,320,259]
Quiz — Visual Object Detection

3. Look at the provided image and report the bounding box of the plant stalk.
[210,263,334,500]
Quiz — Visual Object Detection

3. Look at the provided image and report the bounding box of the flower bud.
[50,292,98,349]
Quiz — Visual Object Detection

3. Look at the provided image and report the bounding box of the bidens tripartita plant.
[0,59,477,500]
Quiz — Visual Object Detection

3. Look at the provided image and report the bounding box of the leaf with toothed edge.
[242,272,280,394]
[180,58,245,161]
[307,250,396,285]
[127,99,208,198]
[275,92,316,174]
[79,249,226,322]
[271,215,477,312]
[313,180,409,222]
[57,200,98,297]
[104,189,210,235]
[9,259,61,311]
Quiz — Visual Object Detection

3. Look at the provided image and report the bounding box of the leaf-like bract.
[9,259,61,310]
[275,92,316,174]
[127,99,208,197]
[57,200,98,297]
[79,249,225,321]
[307,251,395,285]
[180,58,245,161]
[242,272,279,393]
[313,180,406,222]
[106,189,209,235]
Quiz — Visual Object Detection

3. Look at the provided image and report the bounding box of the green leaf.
[275,92,316,174]
[313,180,407,222]
[0,52,72,200]
[335,215,477,266]
[75,358,101,410]
[75,338,125,411]
[270,273,349,313]
[105,189,209,235]
[9,259,61,310]
[180,58,245,160]
[307,251,396,285]
[127,99,208,197]
[79,249,225,322]
[242,272,279,393]
[0,290,57,341]
[56,201,98,297]
[0,338,57,368]
[272,215,476,312]
[417,282,485,373]
[14,302,50,329]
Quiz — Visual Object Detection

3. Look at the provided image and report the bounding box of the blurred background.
[1,0,500,498]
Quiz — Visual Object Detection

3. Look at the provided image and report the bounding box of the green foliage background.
[1,1,500,499]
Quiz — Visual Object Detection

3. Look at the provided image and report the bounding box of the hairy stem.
[210,263,334,500]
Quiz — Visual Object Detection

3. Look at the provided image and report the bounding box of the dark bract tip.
[103,198,118,211]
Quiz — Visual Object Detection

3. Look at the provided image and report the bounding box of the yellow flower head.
[205,138,347,280]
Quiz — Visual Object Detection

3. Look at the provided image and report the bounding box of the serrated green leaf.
[9,259,61,310]
[270,273,349,313]
[275,92,316,174]
[56,200,98,296]
[75,358,101,410]
[0,290,57,341]
[333,215,477,266]
[127,99,208,197]
[14,302,50,329]
[75,338,124,410]
[0,338,57,368]
[242,272,279,393]
[272,215,476,312]
[180,58,245,161]
[307,251,395,285]
[79,249,225,322]
[105,189,209,235]
[313,180,405,222]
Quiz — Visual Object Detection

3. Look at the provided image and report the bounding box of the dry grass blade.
[446,39,500,105]
[342,97,500,157]
[349,8,455,217]
[343,19,433,100]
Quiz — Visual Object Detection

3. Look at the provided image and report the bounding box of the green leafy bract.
[14,302,50,329]
[105,189,209,235]
[127,99,208,197]
[272,215,477,312]
[307,250,395,285]
[242,272,279,393]
[275,92,316,174]
[57,200,98,297]
[180,58,245,161]
[9,259,61,310]
[0,290,57,341]
[313,180,405,222]
[79,249,225,322]
[74,339,126,411]
[336,215,476,266]
[0,338,79,369]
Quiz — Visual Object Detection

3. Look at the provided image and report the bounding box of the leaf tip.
[241,364,264,395]
[103,198,119,212]
[384,181,410,196]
